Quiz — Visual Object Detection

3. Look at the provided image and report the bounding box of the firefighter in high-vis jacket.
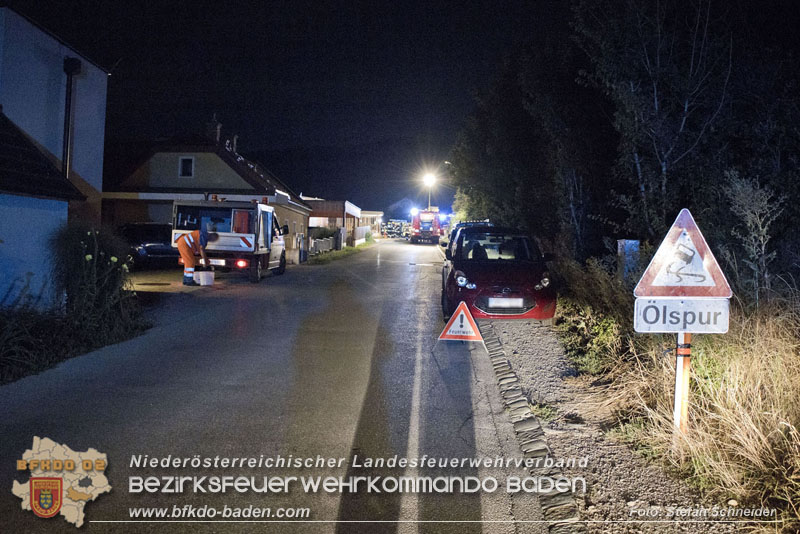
[176,228,219,285]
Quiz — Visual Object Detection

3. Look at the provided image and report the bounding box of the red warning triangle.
[635,209,732,298]
[439,301,483,341]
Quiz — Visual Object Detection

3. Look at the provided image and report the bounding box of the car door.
[442,228,460,290]
[269,216,285,268]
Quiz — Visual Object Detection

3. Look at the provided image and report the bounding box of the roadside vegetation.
[554,260,800,531]
[446,1,800,530]
[0,224,148,385]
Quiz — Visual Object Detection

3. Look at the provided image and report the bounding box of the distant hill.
[246,137,454,213]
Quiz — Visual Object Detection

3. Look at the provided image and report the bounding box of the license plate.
[488,297,523,308]
[209,259,226,266]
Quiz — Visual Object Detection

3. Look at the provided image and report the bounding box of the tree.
[722,171,785,306]
[574,0,732,238]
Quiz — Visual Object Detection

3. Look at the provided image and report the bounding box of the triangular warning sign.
[439,301,483,341]
[635,209,732,298]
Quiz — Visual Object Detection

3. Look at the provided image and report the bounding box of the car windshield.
[120,225,171,244]
[458,232,540,261]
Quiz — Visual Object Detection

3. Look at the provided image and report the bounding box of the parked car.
[441,219,493,248]
[118,223,179,269]
[441,225,555,321]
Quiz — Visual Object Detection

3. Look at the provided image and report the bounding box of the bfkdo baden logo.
[12,437,111,528]
[30,477,63,518]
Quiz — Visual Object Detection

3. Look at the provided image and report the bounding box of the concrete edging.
[480,322,583,533]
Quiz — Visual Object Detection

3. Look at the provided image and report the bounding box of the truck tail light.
[236,260,248,268]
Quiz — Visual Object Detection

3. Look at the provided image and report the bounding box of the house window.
[179,157,194,177]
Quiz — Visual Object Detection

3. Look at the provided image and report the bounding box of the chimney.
[205,113,222,143]
[62,57,82,178]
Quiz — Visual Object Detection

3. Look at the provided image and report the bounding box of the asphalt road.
[0,239,543,533]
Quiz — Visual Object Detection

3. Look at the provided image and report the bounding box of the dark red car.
[441,226,556,321]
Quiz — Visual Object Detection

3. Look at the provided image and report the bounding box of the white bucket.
[194,271,214,286]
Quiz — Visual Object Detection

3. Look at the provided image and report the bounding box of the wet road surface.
[0,239,543,533]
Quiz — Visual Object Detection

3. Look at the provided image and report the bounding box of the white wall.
[0,194,68,308]
[0,8,107,219]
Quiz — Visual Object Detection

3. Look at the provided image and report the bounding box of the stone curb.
[480,322,583,533]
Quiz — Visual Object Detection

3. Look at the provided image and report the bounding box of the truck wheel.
[249,256,263,283]
[273,252,286,275]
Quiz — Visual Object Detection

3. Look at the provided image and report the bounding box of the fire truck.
[410,207,445,244]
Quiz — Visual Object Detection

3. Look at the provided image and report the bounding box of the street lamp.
[423,173,436,210]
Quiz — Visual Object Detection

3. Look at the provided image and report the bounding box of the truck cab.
[410,208,444,244]
[172,199,287,282]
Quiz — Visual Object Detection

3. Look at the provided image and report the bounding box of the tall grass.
[556,260,800,531]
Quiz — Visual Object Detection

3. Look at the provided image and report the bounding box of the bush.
[310,226,338,240]
[0,224,149,385]
[50,224,144,348]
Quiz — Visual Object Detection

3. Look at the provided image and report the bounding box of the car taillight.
[236,260,248,268]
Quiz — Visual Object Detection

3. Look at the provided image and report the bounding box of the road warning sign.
[634,209,732,298]
[439,301,483,342]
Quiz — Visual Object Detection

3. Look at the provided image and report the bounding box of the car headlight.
[535,273,550,291]
[455,271,477,289]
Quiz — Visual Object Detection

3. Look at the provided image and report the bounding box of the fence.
[354,225,371,246]
[310,237,334,255]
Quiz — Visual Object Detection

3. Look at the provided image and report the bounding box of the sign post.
[634,209,731,435]
[674,332,692,434]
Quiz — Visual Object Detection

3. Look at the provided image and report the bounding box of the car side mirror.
[542,252,555,262]
[282,224,289,235]
[445,249,453,260]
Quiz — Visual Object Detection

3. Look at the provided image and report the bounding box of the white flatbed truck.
[171,199,287,282]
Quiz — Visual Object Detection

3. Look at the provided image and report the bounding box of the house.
[102,133,312,265]
[303,198,385,246]
[359,211,384,237]
[0,111,84,307]
[0,7,108,223]
[303,198,362,247]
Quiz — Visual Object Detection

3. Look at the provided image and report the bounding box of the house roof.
[2,7,110,73]
[0,112,85,200]
[105,135,310,210]
[305,199,361,218]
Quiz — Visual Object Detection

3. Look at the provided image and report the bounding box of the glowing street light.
[422,173,436,210]
[410,207,419,216]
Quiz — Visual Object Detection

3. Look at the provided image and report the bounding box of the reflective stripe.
[185,267,195,272]
[187,233,195,243]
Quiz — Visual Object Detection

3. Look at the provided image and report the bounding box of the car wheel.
[249,256,262,283]
[272,252,286,275]
[441,290,451,320]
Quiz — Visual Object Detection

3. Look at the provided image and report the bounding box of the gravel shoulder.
[492,321,738,534]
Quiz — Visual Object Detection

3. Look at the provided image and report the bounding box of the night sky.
[10,0,550,213]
